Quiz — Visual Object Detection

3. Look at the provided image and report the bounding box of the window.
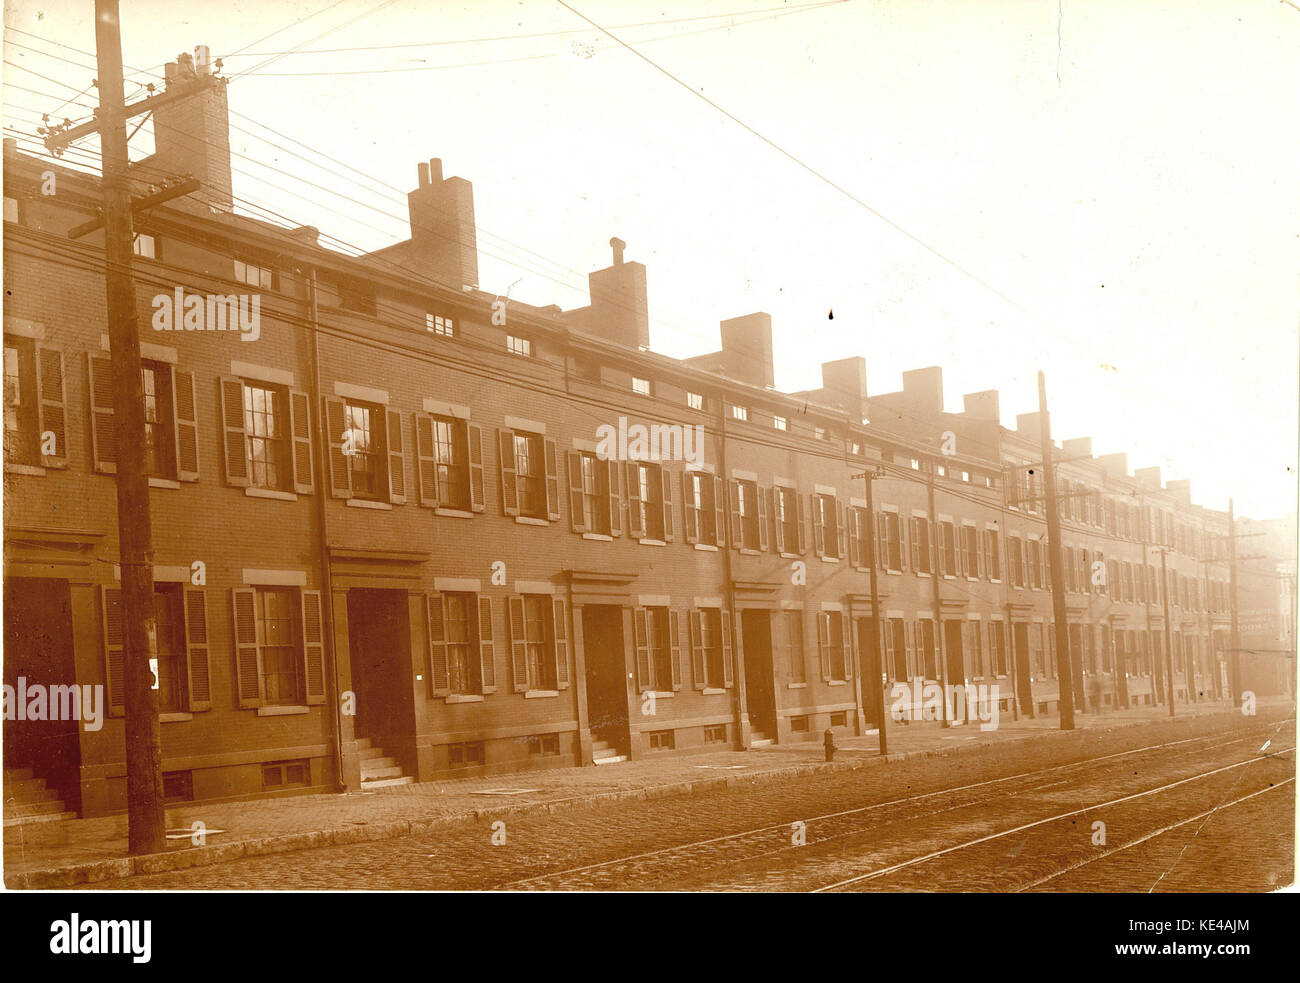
[937,520,957,576]
[640,606,674,691]
[985,528,1001,581]
[731,404,748,422]
[814,427,827,441]
[917,619,938,678]
[773,415,787,431]
[879,511,903,571]
[524,595,554,690]
[140,360,177,479]
[774,485,802,554]
[632,376,651,396]
[849,506,870,567]
[735,478,762,550]
[234,258,273,290]
[783,610,805,684]
[506,334,532,357]
[687,391,704,411]
[684,470,722,546]
[426,312,455,336]
[444,592,477,695]
[133,233,156,258]
[262,760,310,789]
[163,771,194,803]
[3,196,17,223]
[818,611,848,681]
[153,583,187,713]
[508,594,567,693]
[528,733,560,756]
[256,587,303,705]
[830,711,847,727]
[1029,538,1044,588]
[961,525,980,578]
[648,730,674,750]
[3,338,36,465]
[628,461,668,540]
[1008,534,1024,587]
[244,381,290,491]
[514,431,546,519]
[431,416,470,509]
[448,742,485,768]
[692,608,730,689]
[811,492,842,558]
[579,451,610,534]
[788,716,809,733]
[990,621,1009,675]
[703,724,728,743]
[886,618,907,679]
[911,517,933,574]
[343,400,389,500]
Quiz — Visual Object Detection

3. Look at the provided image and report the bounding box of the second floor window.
[985,528,1001,581]
[628,461,670,540]
[731,478,763,550]
[140,360,176,479]
[245,383,289,491]
[507,334,532,357]
[910,517,933,574]
[812,493,842,559]
[1009,534,1024,587]
[961,525,980,578]
[684,470,723,546]
[937,520,957,576]
[773,484,804,554]
[3,338,36,465]
[500,428,557,521]
[573,451,612,535]
[343,401,389,500]
[433,416,469,509]
[877,511,903,571]
[515,432,545,518]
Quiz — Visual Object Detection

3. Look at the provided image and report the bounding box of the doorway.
[855,617,882,728]
[741,610,777,738]
[582,605,630,753]
[346,589,415,747]
[1013,622,1034,716]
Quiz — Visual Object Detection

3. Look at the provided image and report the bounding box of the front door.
[346,588,415,748]
[741,610,777,738]
[1013,622,1034,716]
[943,619,967,722]
[856,617,882,727]
[582,605,630,753]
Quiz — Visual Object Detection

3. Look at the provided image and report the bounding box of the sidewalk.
[4,698,1288,888]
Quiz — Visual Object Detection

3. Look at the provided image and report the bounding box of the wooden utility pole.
[857,466,888,754]
[1037,372,1076,730]
[95,0,164,854]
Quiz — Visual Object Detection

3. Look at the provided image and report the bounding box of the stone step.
[3,798,67,818]
[4,776,48,796]
[5,786,61,804]
[360,762,402,781]
[358,745,386,760]
[592,753,627,765]
[750,738,774,747]
[3,809,77,827]
[3,768,35,782]
[355,737,373,750]
[360,776,414,790]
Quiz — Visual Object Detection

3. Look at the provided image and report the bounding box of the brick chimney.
[719,313,775,389]
[151,46,232,214]
[405,158,478,290]
[902,366,944,416]
[819,356,867,421]
[586,237,649,350]
[1062,436,1093,458]
[962,389,1000,422]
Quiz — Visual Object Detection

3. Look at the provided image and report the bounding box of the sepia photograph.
[1,0,1296,959]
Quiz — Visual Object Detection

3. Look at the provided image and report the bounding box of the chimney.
[718,313,774,389]
[587,237,649,350]
[902,366,943,416]
[152,47,232,214]
[820,356,867,422]
[962,389,1000,422]
[1015,411,1043,438]
[1166,479,1192,505]
[1134,466,1163,490]
[1062,437,1093,458]
[406,157,478,290]
[1096,452,1129,478]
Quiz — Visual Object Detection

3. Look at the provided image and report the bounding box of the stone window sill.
[4,462,46,476]
[516,516,549,527]
[821,556,839,564]
[159,712,192,723]
[149,477,181,490]
[435,507,474,519]
[693,542,719,552]
[347,498,393,510]
[446,693,484,704]
[524,689,559,699]
[639,538,666,547]
[702,687,727,695]
[257,705,309,716]
[787,682,808,689]
[582,532,613,542]
[245,487,297,502]
[827,679,846,686]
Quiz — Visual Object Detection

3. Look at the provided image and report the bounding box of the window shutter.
[231,587,262,708]
[322,396,350,498]
[661,467,674,541]
[284,389,311,494]
[683,473,699,543]
[634,607,650,692]
[773,487,787,553]
[812,495,825,557]
[626,462,645,538]
[669,609,683,691]
[899,514,909,572]
[796,492,808,554]
[468,423,485,512]
[931,521,940,576]
[545,438,561,521]
[478,596,496,694]
[426,592,449,696]
[910,517,921,570]
[713,474,726,547]
[904,620,916,678]
[567,451,587,533]
[836,500,848,559]
[976,529,986,578]
[35,345,67,468]
[721,609,734,688]
[101,586,125,717]
[386,408,406,504]
[757,485,769,551]
[498,429,519,516]
[87,354,117,473]
[508,595,528,692]
[875,512,887,569]
[167,368,199,481]
[183,588,211,711]
[689,609,705,689]
[300,589,327,705]
[884,619,896,680]
[606,458,622,536]
[849,508,860,568]
[728,479,742,548]
[818,612,831,681]
[840,611,852,679]
[552,597,570,689]
[414,413,438,507]
[958,527,969,577]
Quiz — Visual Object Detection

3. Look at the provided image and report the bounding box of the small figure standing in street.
[824,727,836,762]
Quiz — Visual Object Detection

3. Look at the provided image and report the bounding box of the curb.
[7,705,1274,888]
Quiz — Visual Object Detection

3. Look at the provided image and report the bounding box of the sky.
[4,0,1298,520]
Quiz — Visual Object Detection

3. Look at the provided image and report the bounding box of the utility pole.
[856,466,888,754]
[94,0,165,856]
[1037,372,1075,730]
[1158,547,1176,717]
[1228,498,1241,705]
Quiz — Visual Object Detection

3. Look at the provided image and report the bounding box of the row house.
[1,56,1274,817]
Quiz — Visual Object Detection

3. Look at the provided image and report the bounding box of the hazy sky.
[4,0,1298,519]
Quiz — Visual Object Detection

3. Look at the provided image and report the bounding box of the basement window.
[703,724,727,744]
[528,733,560,756]
[162,771,194,803]
[829,711,847,728]
[448,741,485,768]
[262,759,310,789]
[648,730,675,750]
[789,715,809,733]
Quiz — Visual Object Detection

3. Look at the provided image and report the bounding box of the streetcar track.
[812,745,1296,893]
[1014,778,1296,892]
[493,725,1276,889]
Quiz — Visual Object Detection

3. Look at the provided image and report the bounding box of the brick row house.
[1,58,1278,817]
